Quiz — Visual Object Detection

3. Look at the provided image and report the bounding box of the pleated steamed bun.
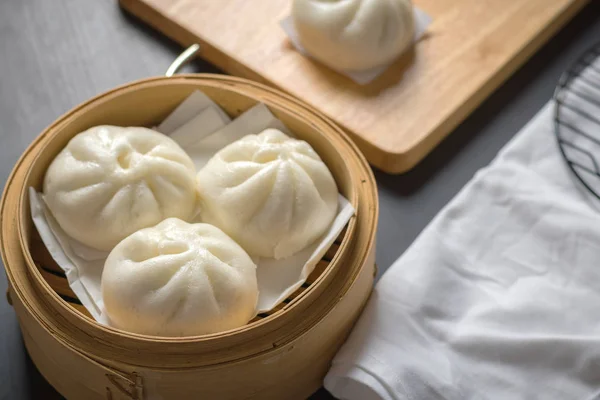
[102,218,258,337]
[196,128,338,260]
[43,125,197,251]
[292,0,415,71]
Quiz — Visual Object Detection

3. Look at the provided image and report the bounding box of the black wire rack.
[554,41,600,200]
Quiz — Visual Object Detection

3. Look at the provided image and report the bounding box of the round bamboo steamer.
[0,74,378,400]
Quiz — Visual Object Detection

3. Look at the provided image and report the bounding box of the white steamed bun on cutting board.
[292,0,415,71]
[196,128,338,260]
[101,218,259,337]
[43,125,197,251]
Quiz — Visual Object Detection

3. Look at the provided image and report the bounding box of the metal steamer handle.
[165,44,201,77]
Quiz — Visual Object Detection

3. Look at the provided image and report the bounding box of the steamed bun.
[43,125,197,251]
[196,129,338,260]
[292,0,415,71]
[102,218,258,337]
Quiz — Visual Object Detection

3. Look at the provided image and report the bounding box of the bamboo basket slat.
[36,268,73,298]
[0,74,378,399]
[30,232,64,274]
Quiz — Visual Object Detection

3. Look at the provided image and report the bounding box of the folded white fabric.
[325,94,600,397]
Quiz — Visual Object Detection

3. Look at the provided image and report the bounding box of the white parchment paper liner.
[280,7,432,85]
[29,91,355,327]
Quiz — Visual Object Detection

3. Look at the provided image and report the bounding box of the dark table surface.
[0,1,599,399]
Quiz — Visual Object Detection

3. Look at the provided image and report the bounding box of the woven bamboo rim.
[2,74,378,370]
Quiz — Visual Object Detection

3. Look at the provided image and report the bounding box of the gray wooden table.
[0,1,599,399]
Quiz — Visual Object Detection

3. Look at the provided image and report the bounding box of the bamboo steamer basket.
[0,73,378,400]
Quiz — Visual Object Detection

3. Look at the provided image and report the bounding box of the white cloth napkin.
[324,72,600,397]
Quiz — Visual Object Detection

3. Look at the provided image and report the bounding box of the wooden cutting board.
[119,0,589,173]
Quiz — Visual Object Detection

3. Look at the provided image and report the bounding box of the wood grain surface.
[119,0,589,173]
[1,0,600,399]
